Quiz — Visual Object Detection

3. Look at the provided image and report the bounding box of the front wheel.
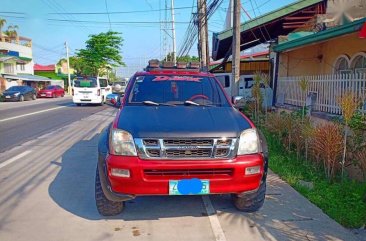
[231,181,266,212]
[95,167,124,216]
[19,95,24,102]
[32,93,36,100]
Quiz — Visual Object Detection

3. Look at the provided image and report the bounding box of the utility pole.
[204,0,210,68]
[197,0,207,68]
[231,0,241,96]
[65,41,71,95]
[171,0,177,63]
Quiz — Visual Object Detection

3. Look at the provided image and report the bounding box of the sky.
[1,0,296,77]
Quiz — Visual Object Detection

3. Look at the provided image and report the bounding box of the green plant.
[252,71,263,124]
[338,92,361,179]
[261,73,270,124]
[311,123,343,180]
[264,130,366,228]
[298,78,309,120]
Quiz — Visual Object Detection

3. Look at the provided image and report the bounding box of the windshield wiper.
[142,101,176,106]
[184,100,215,107]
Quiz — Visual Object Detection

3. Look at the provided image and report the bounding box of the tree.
[5,25,19,43]
[76,31,125,76]
[162,53,199,63]
[0,18,6,41]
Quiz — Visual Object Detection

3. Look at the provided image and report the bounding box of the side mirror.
[232,96,245,108]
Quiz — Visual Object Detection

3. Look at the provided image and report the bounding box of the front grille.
[217,139,232,146]
[144,168,234,177]
[166,149,211,158]
[144,139,159,146]
[215,148,229,157]
[135,138,237,160]
[146,149,160,157]
[163,139,213,146]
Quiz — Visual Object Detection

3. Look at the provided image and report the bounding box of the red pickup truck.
[96,60,268,216]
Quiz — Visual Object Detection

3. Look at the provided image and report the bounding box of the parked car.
[96,60,269,216]
[2,86,37,102]
[112,79,128,94]
[38,85,65,98]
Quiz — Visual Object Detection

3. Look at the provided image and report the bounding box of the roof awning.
[211,0,327,60]
[3,74,51,82]
[274,17,366,52]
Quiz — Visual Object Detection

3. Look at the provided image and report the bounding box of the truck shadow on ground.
[48,135,356,241]
[48,134,207,221]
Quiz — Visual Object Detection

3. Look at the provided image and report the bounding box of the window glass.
[335,57,349,74]
[215,75,230,88]
[100,79,108,87]
[127,75,229,106]
[73,77,97,88]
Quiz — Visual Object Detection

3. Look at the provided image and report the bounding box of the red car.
[96,60,268,216]
[38,85,65,98]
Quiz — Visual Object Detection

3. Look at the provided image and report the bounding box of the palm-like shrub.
[311,123,343,180]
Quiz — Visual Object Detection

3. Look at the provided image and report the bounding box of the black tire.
[61,93,64,97]
[95,167,124,216]
[231,181,266,212]
[19,95,24,102]
[52,93,56,98]
[32,93,36,100]
[76,103,81,106]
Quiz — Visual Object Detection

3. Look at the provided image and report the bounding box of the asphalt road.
[0,102,363,241]
[0,96,110,153]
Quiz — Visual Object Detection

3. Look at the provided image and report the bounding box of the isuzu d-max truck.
[96,60,268,216]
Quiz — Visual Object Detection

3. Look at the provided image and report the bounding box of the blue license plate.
[169,179,210,195]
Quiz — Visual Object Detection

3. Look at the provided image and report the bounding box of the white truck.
[214,73,273,108]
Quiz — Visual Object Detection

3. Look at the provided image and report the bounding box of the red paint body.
[107,154,264,195]
[38,85,65,98]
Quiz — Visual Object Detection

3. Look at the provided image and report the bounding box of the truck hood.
[117,106,251,138]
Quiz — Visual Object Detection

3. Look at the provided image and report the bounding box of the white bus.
[72,77,111,106]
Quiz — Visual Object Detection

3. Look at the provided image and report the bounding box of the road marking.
[0,105,71,122]
[202,196,227,241]
[0,150,32,169]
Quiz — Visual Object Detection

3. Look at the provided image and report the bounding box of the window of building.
[350,52,366,75]
[17,64,25,71]
[4,63,15,74]
[334,55,351,74]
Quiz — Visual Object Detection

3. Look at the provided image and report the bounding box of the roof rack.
[145,59,206,72]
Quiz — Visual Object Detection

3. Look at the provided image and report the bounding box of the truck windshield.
[73,78,98,88]
[127,75,229,106]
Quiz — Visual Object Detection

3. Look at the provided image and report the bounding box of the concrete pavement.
[0,107,363,241]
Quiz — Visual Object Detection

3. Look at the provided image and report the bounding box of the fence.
[277,74,366,115]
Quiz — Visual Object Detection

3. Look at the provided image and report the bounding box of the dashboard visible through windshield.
[127,75,229,107]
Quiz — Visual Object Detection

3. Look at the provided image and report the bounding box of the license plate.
[83,95,89,99]
[5,96,10,99]
[169,179,210,195]
[41,94,46,96]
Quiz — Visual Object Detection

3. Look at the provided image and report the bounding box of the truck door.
[239,75,254,99]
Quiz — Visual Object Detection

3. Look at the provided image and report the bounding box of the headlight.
[237,129,260,155]
[14,92,20,96]
[109,129,137,156]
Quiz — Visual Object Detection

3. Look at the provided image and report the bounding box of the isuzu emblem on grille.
[175,146,200,150]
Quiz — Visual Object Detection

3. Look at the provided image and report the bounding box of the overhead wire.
[47,7,194,15]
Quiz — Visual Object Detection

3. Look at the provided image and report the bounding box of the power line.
[47,6,194,15]
[47,19,191,24]
[0,12,25,15]
[104,0,112,30]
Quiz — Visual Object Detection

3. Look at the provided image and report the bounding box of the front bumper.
[103,154,264,198]
[3,95,20,101]
[38,93,53,98]
[73,96,102,104]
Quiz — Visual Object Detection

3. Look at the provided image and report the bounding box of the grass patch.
[265,130,366,228]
